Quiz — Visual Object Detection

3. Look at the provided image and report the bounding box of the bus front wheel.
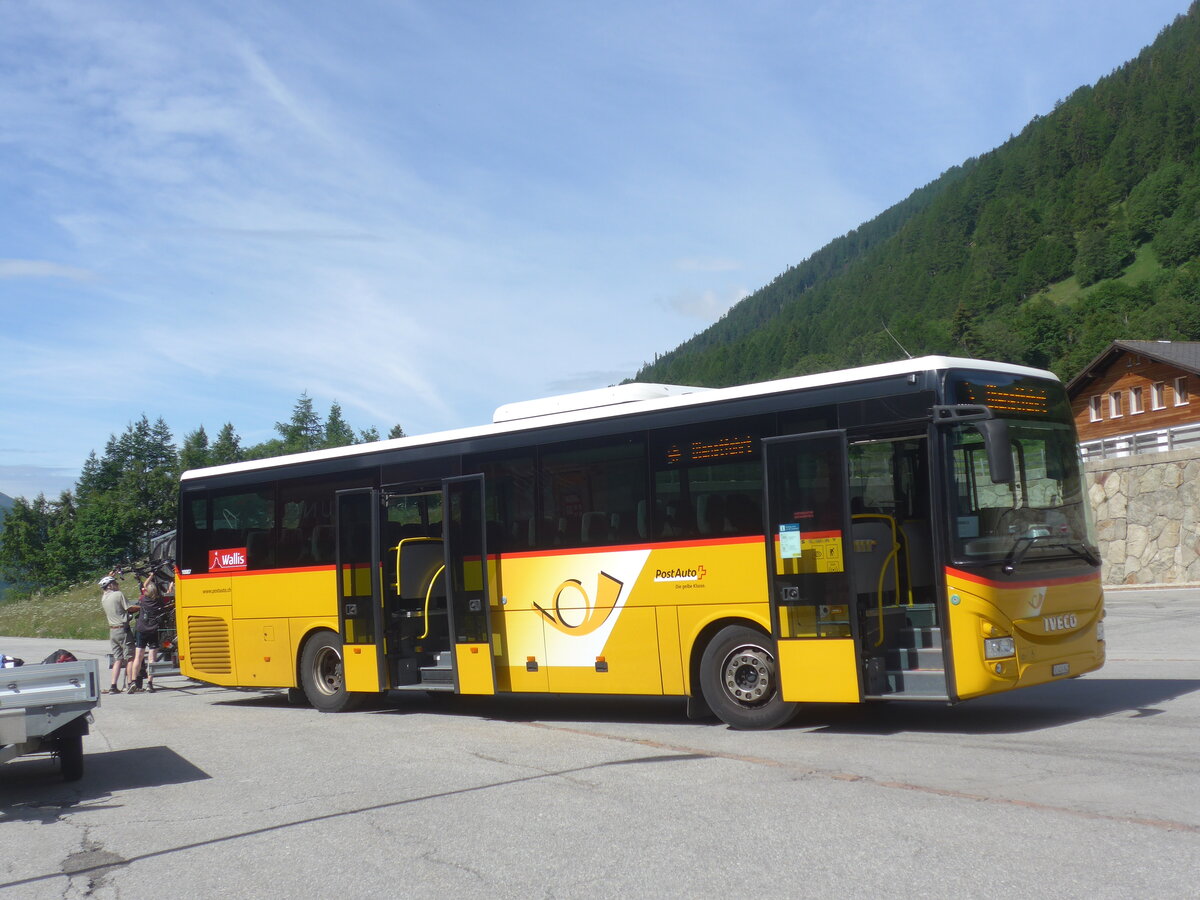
[300,631,363,712]
[700,625,798,730]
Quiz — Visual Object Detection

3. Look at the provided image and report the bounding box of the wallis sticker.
[209,547,248,572]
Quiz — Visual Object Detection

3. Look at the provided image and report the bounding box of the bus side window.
[179,491,209,574]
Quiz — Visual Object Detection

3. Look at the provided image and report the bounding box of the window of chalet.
[1152,382,1166,410]
[1130,386,1144,415]
[1109,391,1123,418]
[1088,396,1102,422]
[1175,377,1189,406]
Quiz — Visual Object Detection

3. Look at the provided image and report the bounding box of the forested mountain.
[635,3,1200,387]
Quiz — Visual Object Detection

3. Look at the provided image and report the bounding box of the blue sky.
[0,0,1189,500]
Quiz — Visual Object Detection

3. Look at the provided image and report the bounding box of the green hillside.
[635,3,1200,387]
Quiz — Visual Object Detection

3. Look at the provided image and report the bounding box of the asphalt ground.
[1,587,1197,898]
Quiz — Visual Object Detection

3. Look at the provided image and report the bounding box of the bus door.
[442,475,497,695]
[763,431,862,703]
[380,486,446,689]
[335,488,386,693]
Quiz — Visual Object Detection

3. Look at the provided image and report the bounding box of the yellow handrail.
[852,514,901,647]
[419,566,446,640]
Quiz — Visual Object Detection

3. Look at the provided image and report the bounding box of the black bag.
[41,649,78,664]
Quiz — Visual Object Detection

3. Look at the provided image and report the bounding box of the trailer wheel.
[56,734,84,782]
[699,624,799,730]
[299,631,363,712]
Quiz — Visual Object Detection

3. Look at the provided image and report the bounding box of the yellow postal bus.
[175,356,1105,728]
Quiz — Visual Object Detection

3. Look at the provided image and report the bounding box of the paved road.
[2,588,1198,898]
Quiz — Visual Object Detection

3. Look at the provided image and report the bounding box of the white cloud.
[0,259,96,281]
[0,465,80,502]
[674,257,741,273]
[664,287,751,321]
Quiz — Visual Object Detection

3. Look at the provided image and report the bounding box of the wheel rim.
[311,645,343,697]
[721,643,776,707]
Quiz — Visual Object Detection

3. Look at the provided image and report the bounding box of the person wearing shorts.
[99,574,135,693]
[131,576,164,693]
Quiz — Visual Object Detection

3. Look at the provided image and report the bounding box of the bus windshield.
[948,420,1098,568]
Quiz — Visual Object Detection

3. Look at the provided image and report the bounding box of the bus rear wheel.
[700,625,798,730]
[300,631,363,712]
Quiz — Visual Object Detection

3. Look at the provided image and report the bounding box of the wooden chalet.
[1066,340,1200,458]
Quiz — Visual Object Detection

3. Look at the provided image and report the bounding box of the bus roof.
[180,355,1055,482]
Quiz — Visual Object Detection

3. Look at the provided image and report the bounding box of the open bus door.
[335,488,387,693]
[442,475,497,695]
[763,431,862,703]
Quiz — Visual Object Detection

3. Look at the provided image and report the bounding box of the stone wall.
[1086,445,1200,585]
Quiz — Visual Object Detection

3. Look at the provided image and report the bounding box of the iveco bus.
[175,356,1104,728]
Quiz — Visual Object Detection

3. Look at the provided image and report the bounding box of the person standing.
[99,574,134,694]
[130,575,164,693]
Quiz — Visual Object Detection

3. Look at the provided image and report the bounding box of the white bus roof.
[181,355,1055,482]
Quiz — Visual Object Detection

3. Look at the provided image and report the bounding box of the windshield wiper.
[1002,536,1099,574]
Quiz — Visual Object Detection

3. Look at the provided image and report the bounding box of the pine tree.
[180,425,211,472]
[323,402,357,448]
[275,393,323,454]
[209,423,244,465]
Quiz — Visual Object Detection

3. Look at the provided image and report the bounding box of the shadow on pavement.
[148,672,1200,736]
[796,676,1200,735]
[363,675,1200,735]
[0,745,209,823]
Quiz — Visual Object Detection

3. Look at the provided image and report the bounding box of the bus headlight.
[984,637,1015,659]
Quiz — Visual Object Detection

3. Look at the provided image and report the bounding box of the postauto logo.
[209,547,248,572]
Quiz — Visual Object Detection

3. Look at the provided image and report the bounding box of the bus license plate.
[1052,663,1070,676]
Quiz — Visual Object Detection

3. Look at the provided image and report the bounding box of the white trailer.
[0,658,100,781]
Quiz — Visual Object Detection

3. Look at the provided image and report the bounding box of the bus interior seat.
[661,502,694,538]
[724,493,761,533]
[277,527,305,566]
[850,515,900,604]
[311,526,335,564]
[486,520,505,550]
[697,493,727,535]
[509,518,532,550]
[398,541,445,602]
[581,511,609,543]
[609,511,632,543]
[245,529,270,567]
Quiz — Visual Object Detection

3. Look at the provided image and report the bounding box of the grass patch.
[1116,242,1163,286]
[1039,273,1082,306]
[1035,242,1164,307]
[0,572,142,640]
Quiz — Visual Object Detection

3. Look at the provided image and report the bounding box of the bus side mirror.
[932,404,1014,485]
[975,419,1014,484]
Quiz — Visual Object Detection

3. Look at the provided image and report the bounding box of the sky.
[0,0,1190,501]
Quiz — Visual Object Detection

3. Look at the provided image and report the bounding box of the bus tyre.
[56,734,84,782]
[300,631,364,713]
[700,625,798,730]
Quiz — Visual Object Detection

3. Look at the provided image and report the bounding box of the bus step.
[902,604,939,629]
[889,645,943,669]
[901,625,942,649]
[885,667,947,695]
[419,665,454,686]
